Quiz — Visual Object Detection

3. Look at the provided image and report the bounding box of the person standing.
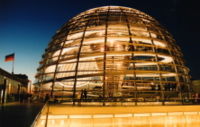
[83,89,87,99]
[44,94,50,103]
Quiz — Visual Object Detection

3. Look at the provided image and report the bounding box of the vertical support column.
[39,41,58,96]
[17,84,21,101]
[72,20,90,105]
[103,6,110,106]
[153,41,165,105]
[51,38,68,97]
[138,16,163,104]
[167,45,183,103]
[50,22,78,98]
[120,8,137,105]
[187,75,192,101]
[145,24,165,105]
[38,64,45,96]
[2,79,7,104]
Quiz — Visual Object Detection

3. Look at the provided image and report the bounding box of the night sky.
[0,0,199,82]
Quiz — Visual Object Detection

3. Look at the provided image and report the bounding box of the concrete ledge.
[33,105,200,127]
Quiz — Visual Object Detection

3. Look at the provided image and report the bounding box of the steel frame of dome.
[35,6,191,104]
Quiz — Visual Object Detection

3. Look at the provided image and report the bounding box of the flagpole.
[12,58,14,74]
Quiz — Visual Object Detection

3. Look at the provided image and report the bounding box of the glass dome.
[35,6,191,104]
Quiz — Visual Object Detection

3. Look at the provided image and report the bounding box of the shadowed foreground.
[0,103,43,127]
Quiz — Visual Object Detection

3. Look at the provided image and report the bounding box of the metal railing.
[31,97,200,127]
[31,102,49,127]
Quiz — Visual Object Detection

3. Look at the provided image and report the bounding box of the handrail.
[31,102,48,127]
[44,102,49,127]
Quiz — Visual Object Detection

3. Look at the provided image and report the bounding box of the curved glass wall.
[35,6,191,104]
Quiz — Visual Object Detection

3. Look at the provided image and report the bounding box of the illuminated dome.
[36,6,191,104]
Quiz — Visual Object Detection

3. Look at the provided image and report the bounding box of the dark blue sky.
[0,0,199,81]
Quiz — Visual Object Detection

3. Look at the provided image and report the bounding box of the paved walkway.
[0,102,43,127]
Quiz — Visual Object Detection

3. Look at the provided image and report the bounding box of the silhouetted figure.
[44,94,50,103]
[151,85,155,90]
[20,93,24,103]
[28,94,32,103]
[81,89,84,99]
[53,96,58,104]
[98,95,102,102]
[83,89,87,99]
[24,93,28,102]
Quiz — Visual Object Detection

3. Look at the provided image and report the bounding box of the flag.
[5,53,15,62]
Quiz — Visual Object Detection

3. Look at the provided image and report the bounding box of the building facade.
[35,6,191,104]
[0,68,29,103]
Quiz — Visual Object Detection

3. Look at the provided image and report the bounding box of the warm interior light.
[36,5,190,102]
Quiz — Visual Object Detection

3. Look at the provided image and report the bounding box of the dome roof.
[36,6,191,105]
